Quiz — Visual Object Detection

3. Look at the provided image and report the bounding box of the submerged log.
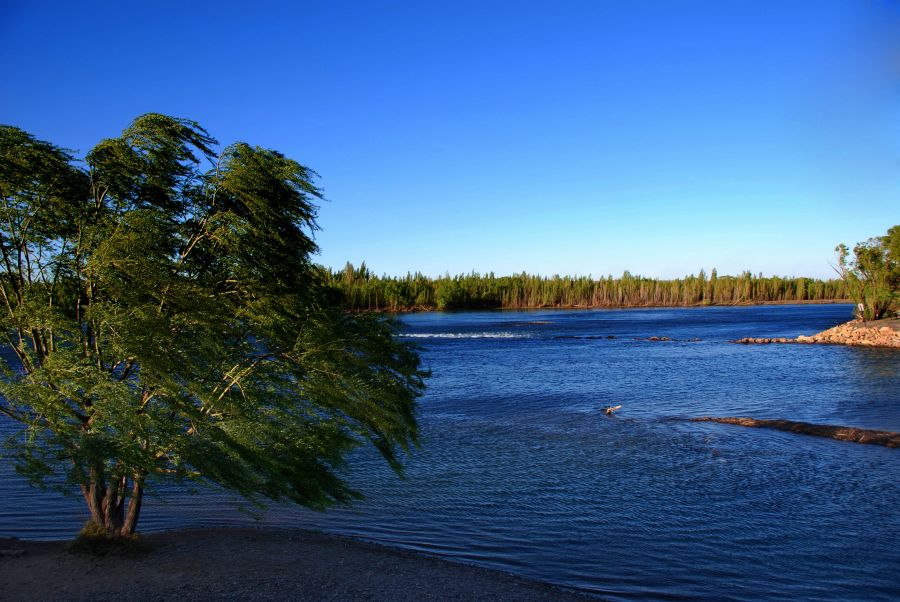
[692,416,900,448]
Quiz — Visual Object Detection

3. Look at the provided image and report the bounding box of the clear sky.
[2,1,898,279]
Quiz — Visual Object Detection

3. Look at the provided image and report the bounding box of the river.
[2,304,898,600]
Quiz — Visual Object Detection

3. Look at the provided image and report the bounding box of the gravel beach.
[0,528,597,601]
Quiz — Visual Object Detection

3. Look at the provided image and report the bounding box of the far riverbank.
[367,298,851,314]
[328,267,848,313]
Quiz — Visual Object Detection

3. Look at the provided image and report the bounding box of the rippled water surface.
[2,305,899,601]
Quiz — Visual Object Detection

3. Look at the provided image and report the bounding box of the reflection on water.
[2,304,899,601]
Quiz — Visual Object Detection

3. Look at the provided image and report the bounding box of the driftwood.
[691,416,900,448]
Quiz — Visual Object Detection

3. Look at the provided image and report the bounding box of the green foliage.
[835,225,900,321]
[0,115,426,536]
[325,265,847,312]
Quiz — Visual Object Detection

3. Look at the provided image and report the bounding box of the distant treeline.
[323,263,849,311]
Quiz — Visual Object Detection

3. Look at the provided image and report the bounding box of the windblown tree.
[835,225,900,321]
[0,115,426,537]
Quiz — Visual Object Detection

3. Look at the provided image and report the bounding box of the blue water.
[2,304,899,601]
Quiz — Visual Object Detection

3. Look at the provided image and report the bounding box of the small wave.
[402,332,529,339]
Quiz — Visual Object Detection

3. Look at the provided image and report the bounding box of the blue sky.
[2,1,898,279]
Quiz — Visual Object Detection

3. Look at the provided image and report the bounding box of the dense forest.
[324,264,849,311]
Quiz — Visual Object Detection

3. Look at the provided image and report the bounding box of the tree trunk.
[101,474,127,533]
[122,477,143,536]
[80,464,105,526]
[80,472,144,537]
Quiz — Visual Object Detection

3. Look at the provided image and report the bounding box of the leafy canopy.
[835,225,900,321]
[0,115,426,535]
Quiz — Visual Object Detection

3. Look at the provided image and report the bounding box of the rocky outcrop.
[692,417,900,448]
[735,318,900,348]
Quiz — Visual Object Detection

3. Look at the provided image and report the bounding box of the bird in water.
[603,404,622,416]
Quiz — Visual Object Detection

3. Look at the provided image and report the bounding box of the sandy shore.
[0,528,596,601]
